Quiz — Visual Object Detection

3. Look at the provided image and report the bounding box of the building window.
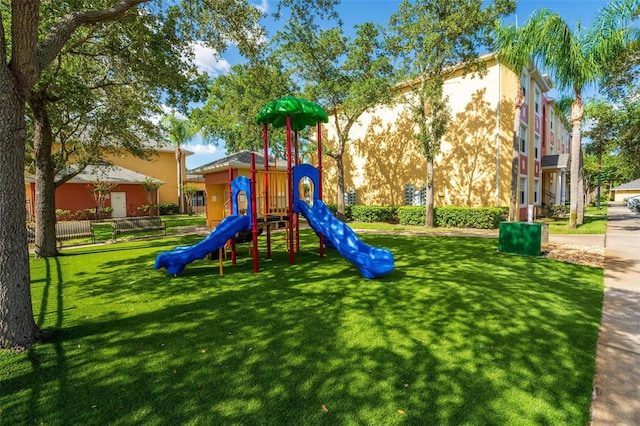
[344,188,358,206]
[521,72,529,102]
[520,177,528,206]
[550,110,554,130]
[534,135,541,160]
[404,184,415,206]
[404,184,426,206]
[534,86,541,114]
[520,125,528,154]
[534,179,540,204]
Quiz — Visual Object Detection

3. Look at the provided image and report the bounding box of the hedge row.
[137,203,178,215]
[397,206,508,229]
[323,203,508,229]
[55,208,113,221]
[350,205,397,223]
[54,202,178,222]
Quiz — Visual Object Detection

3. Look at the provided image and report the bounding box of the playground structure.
[154,96,394,279]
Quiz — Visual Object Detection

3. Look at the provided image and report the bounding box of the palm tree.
[518,1,639,228]
[494,22,533,222]
[161,113,196,214]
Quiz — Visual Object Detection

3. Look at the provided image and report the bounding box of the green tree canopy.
[275,16,394,218]
[191,56,300,153]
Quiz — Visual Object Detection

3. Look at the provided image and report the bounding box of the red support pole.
[317,122,324,258]
[294,129,300,253]
[263,123,269,215]
[294,129,299,166]
[229,167,237,265]
[286,115,294,264]
[251,153,259,273]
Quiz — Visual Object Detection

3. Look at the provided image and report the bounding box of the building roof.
[26,162,163,185]
[613,178,640,191]
[541,154,570,170]
[189,150,287,174]
[144,141,193,156]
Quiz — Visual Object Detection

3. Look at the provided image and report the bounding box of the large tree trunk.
[577,145,585,224]
[30,95,59,258]
[568,94,583,229]
[0,69,41,349]
[509,87,525,222]
[335,154,346,221]
[0,0,149,350]
[425,160,434,227]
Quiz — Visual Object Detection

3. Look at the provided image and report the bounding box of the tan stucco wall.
[106,150,186,207]
[322,58,516,208]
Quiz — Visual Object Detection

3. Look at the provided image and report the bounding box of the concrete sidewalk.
[590,204,640,425]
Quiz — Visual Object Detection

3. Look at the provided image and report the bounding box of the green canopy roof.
[256,96,328,131]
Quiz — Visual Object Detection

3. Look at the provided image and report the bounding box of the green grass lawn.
[4,230,603,425]
[537,206,608,235]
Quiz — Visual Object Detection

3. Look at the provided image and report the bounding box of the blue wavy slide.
[294,199,394,279]
[154,215,250,275]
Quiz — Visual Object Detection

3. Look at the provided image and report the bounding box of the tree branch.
[37,0,150,72]
[10,0,40,91]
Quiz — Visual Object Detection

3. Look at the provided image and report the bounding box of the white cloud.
[184,143,226,169]
[190,42,231,76]
[254,0,269,13]
[183,143,220,156]
[149,106,187,125]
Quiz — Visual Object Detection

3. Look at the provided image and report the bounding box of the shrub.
[350,205,397,223]
[55,208,112,221]
[435,206,508,229]
[137,203,178,216]
[541,204,569,218]
[136,204,152,215]
[158,203,178,215]
[397,206,425,226]
[325,203,353,220]
[398,206,507,229]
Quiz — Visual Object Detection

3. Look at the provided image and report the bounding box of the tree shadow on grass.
[8,232,603,424]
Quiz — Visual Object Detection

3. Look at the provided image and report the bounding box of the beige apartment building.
[321,53,571,221]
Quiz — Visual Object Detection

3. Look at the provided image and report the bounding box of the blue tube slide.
[294,199,394,279]
[154,215,251,275]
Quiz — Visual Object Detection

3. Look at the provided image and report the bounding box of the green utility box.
[498,222,549,256]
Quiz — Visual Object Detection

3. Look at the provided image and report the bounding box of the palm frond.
[554,96,573,119]
[522,9,598,92]
[585,0,640,70]
[493,19,531,75]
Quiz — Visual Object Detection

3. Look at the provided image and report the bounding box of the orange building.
[25,144,191,219]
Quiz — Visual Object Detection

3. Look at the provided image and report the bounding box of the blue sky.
[183,0,612,169]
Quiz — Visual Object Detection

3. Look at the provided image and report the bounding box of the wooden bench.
[111,216,166,240]
[26,220,95,246]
